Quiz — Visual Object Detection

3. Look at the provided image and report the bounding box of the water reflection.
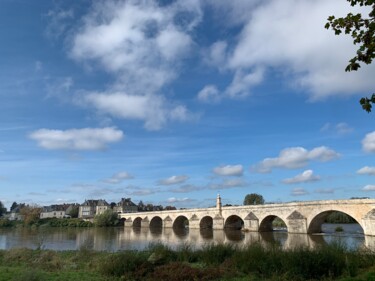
[0,223,373,251]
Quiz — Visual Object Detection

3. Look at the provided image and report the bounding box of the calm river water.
[0,224,372,251]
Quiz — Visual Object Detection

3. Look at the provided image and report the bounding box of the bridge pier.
[362,210,375,236]
[213,215,224,230]
[189,215,200,229]
[141,217,150,228]
[287,211,307,234]
[163,216,173,228]
[244,213,259,232]
[124,218,133,227]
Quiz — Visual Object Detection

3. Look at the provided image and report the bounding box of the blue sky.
[1,0,375,209]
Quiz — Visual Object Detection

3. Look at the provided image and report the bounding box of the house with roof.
[40,204,76,219]
[78,199,109,219]
[114,198,138,213]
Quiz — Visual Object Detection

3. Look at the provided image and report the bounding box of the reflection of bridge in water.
[119,196,375,236]
[115,226,375,250]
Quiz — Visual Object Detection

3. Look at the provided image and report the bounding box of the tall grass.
[0,242,374,281]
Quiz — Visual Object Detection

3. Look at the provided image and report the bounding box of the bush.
[94,210,118,227]
[0,218,12,227]
[98,250,149,277]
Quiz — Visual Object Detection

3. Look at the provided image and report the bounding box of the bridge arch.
[224,215,244,229]
[307,210,364,234]
[150,216,163,228]
[259,215,287,232]
[200,216,213,229]
[133,217,142,228]
[173,215,189,229]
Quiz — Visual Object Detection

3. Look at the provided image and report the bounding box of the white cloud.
[213,164,244,176]
[103,171,134,184]
[69,1,201,129]
[29,127,123,150]
[166,197,192,203]
[83,92,190,131]
[224,67,264,98]
[363,185,375,191]
[357,166,375,176]
[197,85,221,103]
[291,188,309,196]
[282,170,320,184]
[209,0,375,100]
[253,146,340,173]
[158,175,189,186]
[362,132,375,153]
[320,122,353,135]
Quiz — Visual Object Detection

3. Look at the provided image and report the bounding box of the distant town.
[1,198,178,222]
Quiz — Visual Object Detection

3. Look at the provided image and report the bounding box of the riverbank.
[1,242,375,281]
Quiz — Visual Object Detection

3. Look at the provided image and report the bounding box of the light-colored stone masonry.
[119,197,375,236]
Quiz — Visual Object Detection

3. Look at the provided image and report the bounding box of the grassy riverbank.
[1,243,375,281]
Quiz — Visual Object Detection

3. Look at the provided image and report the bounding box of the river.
[0,223,372,251]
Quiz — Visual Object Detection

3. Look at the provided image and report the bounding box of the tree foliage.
[325,0,375,112]
[19,205,42,225]
[243,193,265,205]
[67,205,79,218]
[94,209,119,227]
[0,201,6,216]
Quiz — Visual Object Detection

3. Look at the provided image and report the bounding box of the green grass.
[0,243,375,280]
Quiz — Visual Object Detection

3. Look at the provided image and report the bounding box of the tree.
[0,201,6,216]
[10,202,18,212]
[325,0,375,112]
[243,193,265,205]
[67,205,79,218]
[94,209,119,227]
[19,205,42,225]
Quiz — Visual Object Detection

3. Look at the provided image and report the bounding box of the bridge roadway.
[119,196,375,236]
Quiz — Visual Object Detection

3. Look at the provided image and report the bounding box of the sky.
[1,0,375,210]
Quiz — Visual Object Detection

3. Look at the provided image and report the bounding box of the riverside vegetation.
[1,242,375,281]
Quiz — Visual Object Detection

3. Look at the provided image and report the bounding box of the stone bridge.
[119,196,375,236]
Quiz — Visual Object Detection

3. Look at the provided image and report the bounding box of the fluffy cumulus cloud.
[213,164,244,176]
[357,166,375,176]
[29,127,123,150]
[253,146,340,173]
[103,171,134,184]
[363,185,375,191]
[291,188,309,196]
[362,132,375,153]
[83,92,189,131]
[206,0,375,100]
[282,170,320,184]
[70,0,201,129]
[158,175,189,186]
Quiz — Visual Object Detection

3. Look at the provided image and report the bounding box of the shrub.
[94,210,118,227]
[0,218,12,227]
[98,250,149,277]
